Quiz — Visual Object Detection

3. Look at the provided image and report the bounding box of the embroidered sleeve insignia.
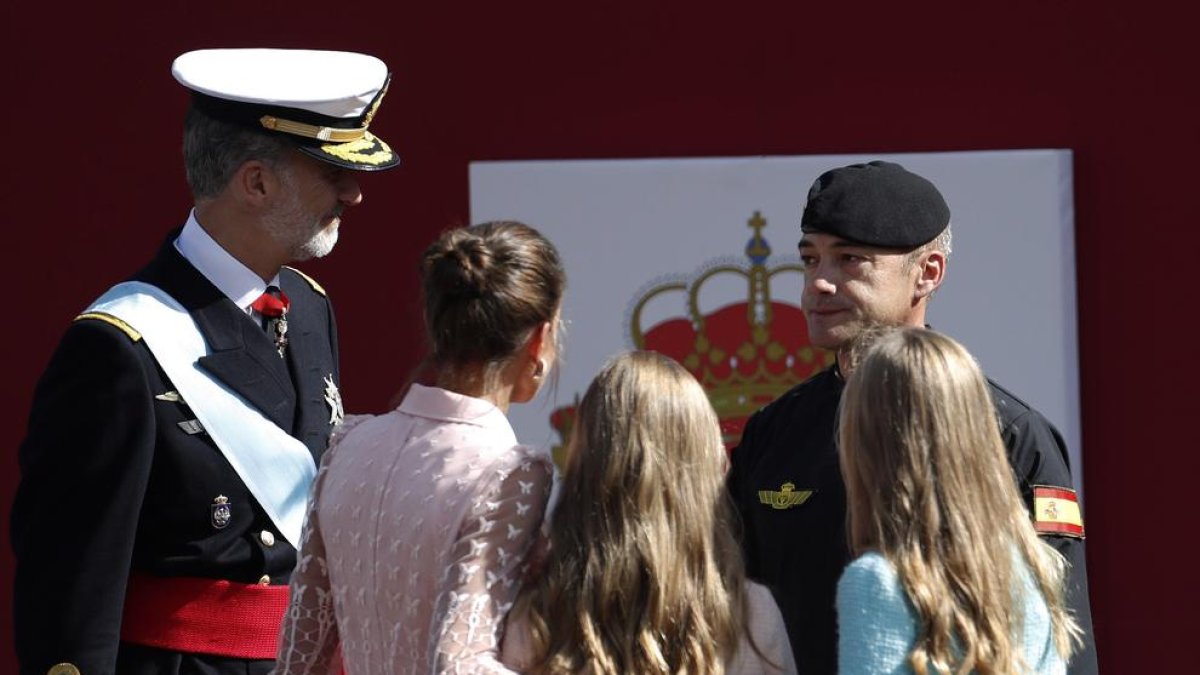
[1032,485,1085,538]
[758,482,814,510]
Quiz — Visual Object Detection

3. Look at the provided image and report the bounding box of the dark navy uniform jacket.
[11,234,340,675]
[728,364,1097,675]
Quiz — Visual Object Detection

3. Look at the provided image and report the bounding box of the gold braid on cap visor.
[318,132,395,165]
[259,115,367,142]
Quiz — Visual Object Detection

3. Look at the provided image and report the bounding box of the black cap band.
[190,92,363,145]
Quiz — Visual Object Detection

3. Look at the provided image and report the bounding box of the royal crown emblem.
[549,211,834,461]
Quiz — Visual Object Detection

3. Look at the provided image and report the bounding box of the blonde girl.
[837,328,1080,674]
[501,350,796,674]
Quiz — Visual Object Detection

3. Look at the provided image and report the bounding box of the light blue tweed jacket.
[836,552,1066,674]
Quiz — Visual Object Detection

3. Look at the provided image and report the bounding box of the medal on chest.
[268,310,288,357]
[324,374,344,426]
[211,495,232,529]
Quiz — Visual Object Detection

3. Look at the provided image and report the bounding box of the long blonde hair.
[838,328,1079,674]
[515,351,751,674]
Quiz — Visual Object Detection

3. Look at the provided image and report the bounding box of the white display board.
[470,150,1083,494]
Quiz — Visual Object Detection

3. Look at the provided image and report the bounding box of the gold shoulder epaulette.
[283,265,327,296]
[74,312,142,342]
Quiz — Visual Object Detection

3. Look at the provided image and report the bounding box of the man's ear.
[229,160,275,208]
[913,249,946,300]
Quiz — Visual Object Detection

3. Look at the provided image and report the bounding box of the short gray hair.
[929,224,953,258]
[908,223,953,267]
[182,105,294,199]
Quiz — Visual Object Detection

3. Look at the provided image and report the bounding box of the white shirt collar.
[174,210,280,313]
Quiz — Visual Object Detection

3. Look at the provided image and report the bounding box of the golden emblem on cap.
[47,663,81,675]
[758,482,814,510]
[319,132,395,165]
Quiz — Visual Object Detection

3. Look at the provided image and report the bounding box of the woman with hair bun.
[276,221,566,674]
[500,350,796,675]
[836,328,1080,675]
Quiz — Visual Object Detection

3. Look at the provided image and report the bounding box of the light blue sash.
[88,281,316,546]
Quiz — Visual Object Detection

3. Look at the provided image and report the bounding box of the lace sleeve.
[274,438,349,673]
[431,449,554,674]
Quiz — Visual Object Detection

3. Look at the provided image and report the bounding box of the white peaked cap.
[172,48,399,171]
[173,48,387,119]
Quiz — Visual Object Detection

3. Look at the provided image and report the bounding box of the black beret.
[800,161,950,248]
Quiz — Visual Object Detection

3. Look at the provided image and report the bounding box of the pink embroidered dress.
[275,384,553,674]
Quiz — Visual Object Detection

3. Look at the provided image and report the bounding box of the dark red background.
[4,1,1196,671]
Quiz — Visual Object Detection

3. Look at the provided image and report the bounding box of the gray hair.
[929,223,953,258]
[182,105,295,199]
[907,223,953,268]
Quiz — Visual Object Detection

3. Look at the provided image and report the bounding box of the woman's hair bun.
[420,221,566,367]
[425,229,493,297]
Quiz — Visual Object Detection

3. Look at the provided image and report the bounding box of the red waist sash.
[120,572,290,659]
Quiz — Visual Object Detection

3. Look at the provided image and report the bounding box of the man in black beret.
[726,160,1097,674]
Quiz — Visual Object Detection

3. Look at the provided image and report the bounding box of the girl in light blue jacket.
[836,329,1080,674]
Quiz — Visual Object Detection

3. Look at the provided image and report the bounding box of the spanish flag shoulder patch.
[1032,485,1085,539]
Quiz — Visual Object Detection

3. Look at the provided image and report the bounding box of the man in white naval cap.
[11,48,399,675]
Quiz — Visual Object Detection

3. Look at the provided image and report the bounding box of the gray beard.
[299,224,339,260]
[263,170,340,262]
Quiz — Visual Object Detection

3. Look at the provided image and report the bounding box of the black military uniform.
[11,236,340,674]
[12,47,399,675]
[728,363,1097,673]
[727,160,1097,674]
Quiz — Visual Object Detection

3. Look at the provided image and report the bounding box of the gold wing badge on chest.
[758,482,814,510]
